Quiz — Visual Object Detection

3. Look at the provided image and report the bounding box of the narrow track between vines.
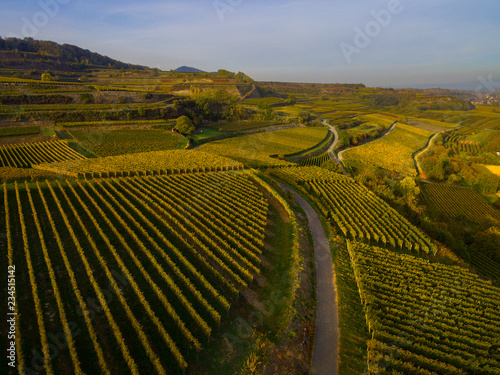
[280,183,339,375]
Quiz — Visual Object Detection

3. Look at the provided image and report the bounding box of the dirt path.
[337,121,398,161]
[280,183,339,375]
[321,120,347,175]
[323,120,340,153]
[413,131,443,179]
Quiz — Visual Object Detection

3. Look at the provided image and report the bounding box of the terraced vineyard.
[69,129,182,157]
[270,166,435,253]
[298,153,332,167]
[0,140,86,168]
[420,182,500,224]
[297,153,343,173]
[1,45,500,375]
[347,241,500,375]
[271,165,349,182]
[443,132,482,154]
[0,125,40,137]
[59,120,171,128]
[2,172,269,374]
[34,149,243,178]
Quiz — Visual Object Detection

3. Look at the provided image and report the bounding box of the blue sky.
[1,0,499,87]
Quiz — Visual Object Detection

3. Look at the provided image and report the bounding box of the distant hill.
[174,66,206,73]
[393,80,496,92]
[0,37,148,72]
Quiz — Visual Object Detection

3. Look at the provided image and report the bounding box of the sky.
[1,0,499,88]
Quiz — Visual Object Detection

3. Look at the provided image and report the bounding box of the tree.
[473,227,500,262]
[298,110,312,123]
[421,156,445,181]
[175,116,195,136]
[41,72,53,81]
[151,68,160,77]
[398,177,420,209]
[193,89,238,121]
[286,94,297,105]
[217,69,235,78]
[338,130,352,147]
[80,93,95,104]
[235,72,245,81]
[473,171,499,194]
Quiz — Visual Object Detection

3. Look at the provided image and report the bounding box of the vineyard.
[443,132,482,155]
[198,127,328,168]
[69,129,182,156]
[347,240,500,375]
[270,166,435,253]
[1,52,500,375]
[0,125,40,137]
[59,120,171,128]
[297,153,343,173]
[420,182,500,224]
[1,172,269,374]
[271,165,349,183]
[342,123,432,176]
[0,140,86,168]
[33,149,243,178]
[298,153,332,167]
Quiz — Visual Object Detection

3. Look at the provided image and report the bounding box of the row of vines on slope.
[1,172,268,374]
[270,166,435,253]
[347,240,500,375]
[0,140,85,168]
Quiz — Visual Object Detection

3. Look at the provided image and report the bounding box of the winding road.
[321,120,347,175]
[413,131,443,178]
[280,183,339,375]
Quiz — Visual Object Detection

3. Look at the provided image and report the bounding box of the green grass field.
[212,120,281,132]
[191,127,227,142]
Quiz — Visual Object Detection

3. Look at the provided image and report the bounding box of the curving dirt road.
[321,120,347,175]
[280,183,339,375]
[413,131,443,178]
[322,120,340,154]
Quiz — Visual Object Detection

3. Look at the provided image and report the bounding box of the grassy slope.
[198,127,328,167]
[330,235,369,375]
[343,123,432,175]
